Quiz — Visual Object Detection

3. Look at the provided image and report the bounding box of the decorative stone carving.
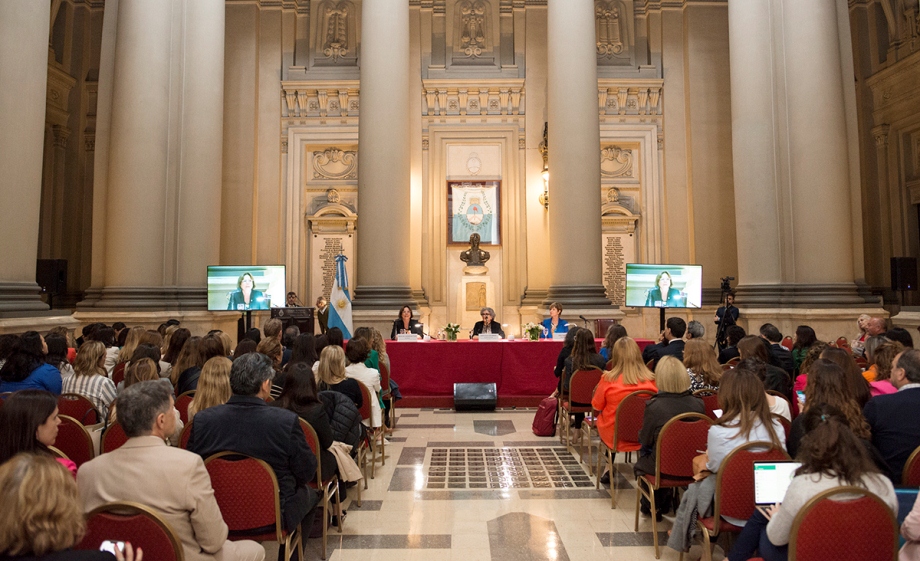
[420,81,524,117]
[326,188,341,204]
[457,0,489,58]
[606,187,620,204]
[595,0,626,58]
[466,153,482,175]
[312,149,357,180]
[600,146,633,178]
[315,1,357,65]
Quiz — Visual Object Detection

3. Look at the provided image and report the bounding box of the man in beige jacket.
[78,380,264,561]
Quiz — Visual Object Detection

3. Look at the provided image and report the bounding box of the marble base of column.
[411,288,429,307]
[0,281,53,317]
[521,287,550,307]
[352,285,416,310]
[77,287,207,310]
[735,283,870,307]
[544,284,612,309]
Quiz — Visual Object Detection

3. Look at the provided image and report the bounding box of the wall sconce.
[538,122,549,209]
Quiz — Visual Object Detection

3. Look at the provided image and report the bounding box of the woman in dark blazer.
[227,272,269,310]
[390,305,423,339]
[471,307,505,339]
[644,270,684,307]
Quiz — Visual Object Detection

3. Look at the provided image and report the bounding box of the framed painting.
[448,180,500,245]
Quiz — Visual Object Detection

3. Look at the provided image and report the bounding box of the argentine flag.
[327,253,353,338]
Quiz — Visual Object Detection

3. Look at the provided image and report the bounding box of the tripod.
[713,277,735,352]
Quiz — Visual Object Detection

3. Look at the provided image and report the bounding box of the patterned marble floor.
[279,408,727,561]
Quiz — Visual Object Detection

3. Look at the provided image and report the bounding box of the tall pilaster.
[544,0,610,308]
[728,0,863,306]
[353,0,414,309]
[176,0,225,301]
[0,2,51,314]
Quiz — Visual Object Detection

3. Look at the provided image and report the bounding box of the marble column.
[544,0,610,308]
[353,0,414,309]
[176,0,225,301]
[728,0,863,305]
[0,2,51,313]
[95,0,171,307]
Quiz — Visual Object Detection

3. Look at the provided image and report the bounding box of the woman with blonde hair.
[110,359,183,446]
[591,337,658,483]
[115,326,145,365]
[63,341,117,419]
[187,357,232,421]
[683,338,722,393]
[316,345,363,409]
[0,453,142,560]
[633,356,705,517]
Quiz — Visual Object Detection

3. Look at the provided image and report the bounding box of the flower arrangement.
[523,322,543,341]
[443,323,461,341]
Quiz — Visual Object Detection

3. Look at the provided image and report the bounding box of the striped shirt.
[62,373,117,418]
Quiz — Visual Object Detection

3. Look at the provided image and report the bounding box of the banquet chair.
[299,419,342,560]
[635,412,711,559]
[835,336,851,351]
[101,420,129,453]
[356,380,384,478]
[773,413,792,441]
[79,501,184,561]
[789,486,898,561]
[204,452,302,561]
[48,445,69,460]
[179,421,193,449]
[696,441,790,561]
[598,389,655,508]
[175,391,195,425]
[55,414,95,468]
[561,368,603,454]
[692,390,720,420]
[111,362,127,388]
[379,360,396,429]
[904,444,920,487]
[781,336,793,350]
[58,393,101,425]
[725,356,741,367]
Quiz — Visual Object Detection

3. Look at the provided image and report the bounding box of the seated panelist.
[391,305,424,340]
[644,270,686,307]
[471,307,505,339]
[227,272,269,310]
[540,301,569,338]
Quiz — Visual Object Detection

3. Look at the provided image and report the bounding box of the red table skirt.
[387,338,653,408]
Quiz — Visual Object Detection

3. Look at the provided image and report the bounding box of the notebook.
[754,461,802,506]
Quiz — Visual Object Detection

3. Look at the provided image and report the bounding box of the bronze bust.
[460,233,490,267]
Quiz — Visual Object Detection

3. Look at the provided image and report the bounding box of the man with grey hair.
[189,353,318,559]
[78,380,264,561]
[865,347,920,484]
[471,306,505,339]
[685,320,705,341]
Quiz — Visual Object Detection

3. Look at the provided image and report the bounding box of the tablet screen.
[754,461,801,506]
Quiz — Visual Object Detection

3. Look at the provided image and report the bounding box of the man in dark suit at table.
[188,352,319,558]
[642,317,686,366]
[865,347,920,484]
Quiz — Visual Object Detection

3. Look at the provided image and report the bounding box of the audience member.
[866,317,888,337]
[0,390,71,474]
[175,336,225,395]
[790,325,817,371]
[286,333,318,369]
[263,318,283,343]
[0,332,61,394]
[352,327,379,371]
[562,329,606,440]
[737,358,791,421]
[738,335,792,402]
[326,327,345,349]
[685,320,705,340]
[80,380,264,561]
[886,327,914,349]
[344,338,382,427]
[599,324,628,362]
[188,354,318,558]
[160,327,191,380]
[213,331,233,358]
[122,357,160,390]
[115,327,145,368]
[759,323,795,376]
[316,345,363,410]
[0,453,132,560]
[862,335,890,382]
[592,337,658,485]
[865,348,920,484]
[257,337,285,398]
[851,313,872,356]
[792,341,829,394]
[187,357,232,421]
[821,347,871,408]
[232,338,257,359]
[787,359,873,459]
[241,328,261,345]
[281,326,299,366]
[63,341,116,419]
[44,334,74,380]
[94,327,118,376]
[727,407,896,561]
[870,341,903,397]
[717,325,745,364]
[0,333,20,370]
[642,317,687,365]
[553,327,580,391]
[683,339,721,393]
[633,356,704,519]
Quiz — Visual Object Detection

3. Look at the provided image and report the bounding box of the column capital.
[872,124,890,146]
[52,125,71,148]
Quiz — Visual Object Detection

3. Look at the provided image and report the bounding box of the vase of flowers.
[523,322,543,341]
[444,323,461,341]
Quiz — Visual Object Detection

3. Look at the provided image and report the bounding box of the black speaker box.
[453,382,497,411]
[36,259,67,294]
[891,257,918,292]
